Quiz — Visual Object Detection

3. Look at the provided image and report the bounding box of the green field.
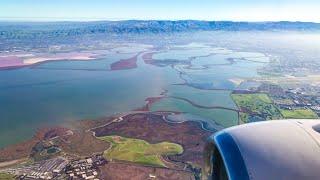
[239,112,249,124]
[0,173,15,180]
[280,109,318,119]
[98,136,183,167]
[231,93,282,122]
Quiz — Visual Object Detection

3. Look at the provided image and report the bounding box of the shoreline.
[0,111,213,167]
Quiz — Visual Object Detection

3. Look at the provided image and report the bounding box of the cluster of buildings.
[4,157,68,179]
[2,154,107,180]
[285,88,319,110]
[65,154,107,180]
[260,83,320,116]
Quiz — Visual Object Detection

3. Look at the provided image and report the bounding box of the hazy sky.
[0,0,319,22]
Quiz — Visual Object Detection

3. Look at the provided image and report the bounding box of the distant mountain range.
[0,21,319,51]
[1,21,320,35]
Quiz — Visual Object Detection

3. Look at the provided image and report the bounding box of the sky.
[0,0,319,22]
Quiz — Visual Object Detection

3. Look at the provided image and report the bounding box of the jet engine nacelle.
[204,120,320,180]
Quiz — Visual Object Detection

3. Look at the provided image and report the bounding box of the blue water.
[0,53,182,148]
[0,45,268,148]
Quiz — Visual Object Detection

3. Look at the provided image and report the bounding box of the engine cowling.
[204,120,320,180]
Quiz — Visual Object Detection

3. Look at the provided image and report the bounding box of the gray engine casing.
[204,120,320,180]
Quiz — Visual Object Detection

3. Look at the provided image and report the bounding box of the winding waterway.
[0,43,269,148]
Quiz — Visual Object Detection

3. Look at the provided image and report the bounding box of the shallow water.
[0,53,181,147]
[0,44,268,148]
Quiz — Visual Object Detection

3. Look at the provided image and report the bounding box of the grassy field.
[231,93,282,122]
[280,109,318,119]
[0,173,15,180]
[98,136,183,167]
[239,112,249,124]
